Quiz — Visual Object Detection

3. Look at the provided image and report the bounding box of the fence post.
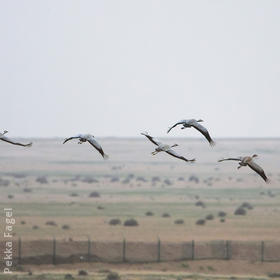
[225,240,231,260]
[157,237,161,262]
[87,236,91,262]
[191,240,195,260]
[52,237,56,265]
[122,238,126,263]
[261,241,265,262]
[18,237,22,264]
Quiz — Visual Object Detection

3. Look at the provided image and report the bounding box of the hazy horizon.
[1,1,280,138]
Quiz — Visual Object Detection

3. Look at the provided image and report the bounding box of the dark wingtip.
[141,131,149,136]
[210,140,215,147]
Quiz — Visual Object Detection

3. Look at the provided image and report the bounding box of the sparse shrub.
[16,265,24,272]
[268,272,280,278]
[122,178,130,184]
[127,174,135,179]
[111,177,119,182]
[64,274,74,279]
[20,221,26,225]
[196,219,205,225]
[220,218,225,223]
[8,194,14,199]
[23,188,32,193]
[145,211,154,216]
[78,270,88,276]
[174,219,184,224]
[8,173,26,178]
[207,266,215,271]
[162,213,170,218]
[124,218,138,226]
[36,176,48,184]
[152,176,160,182]
[109,219,121,226]
[181,263,189,268]
[32,225,39,230]
[189,175,199,183]
[106,272,120,280]
[46,221,57,226]
[195,201,206,208]
[234,207,246,215]
[97,205,104,210]
[218,211,227,217]
[89,191,100,198]
[82,177,98,183]
[111,165,122,171]
[0,178,10,186]
[62,225,70,230]
[241,202,253,210]
[163,178,172,185]
[70,192,79,197]
[136,176,147,182]
[205,214,214,220]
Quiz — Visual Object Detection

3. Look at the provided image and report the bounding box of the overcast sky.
[1,0,279,138]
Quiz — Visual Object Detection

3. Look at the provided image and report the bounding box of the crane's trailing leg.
[237,164,244,169]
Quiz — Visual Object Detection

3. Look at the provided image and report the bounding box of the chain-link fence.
[1,238,280,265]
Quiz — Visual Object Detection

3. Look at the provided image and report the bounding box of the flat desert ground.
[0,137,280,279]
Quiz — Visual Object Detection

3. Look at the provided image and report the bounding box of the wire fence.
[1,238,280,265]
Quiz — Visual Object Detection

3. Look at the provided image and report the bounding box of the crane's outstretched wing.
[248,161,269,183]
[167,120,185,133]
[191,122,215,146]
[141,132,161,146]
[0,136,32,147]
[218,157,242,162]
[63,135,81,144]
[87,137,109,159]
[165,149,195,163]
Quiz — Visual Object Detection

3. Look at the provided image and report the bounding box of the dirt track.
[19,260,280,278]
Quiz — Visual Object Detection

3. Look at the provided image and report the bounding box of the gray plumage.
[63,134,108,159]
[141,132,195,163]
[0,130,32,147]
[167,119,215,146]
[218,154,269,183]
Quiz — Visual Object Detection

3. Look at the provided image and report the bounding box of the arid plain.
[0,137,279,241]
[1,137,280,279]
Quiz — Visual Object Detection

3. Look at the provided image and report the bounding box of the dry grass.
[0,138,280,277]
